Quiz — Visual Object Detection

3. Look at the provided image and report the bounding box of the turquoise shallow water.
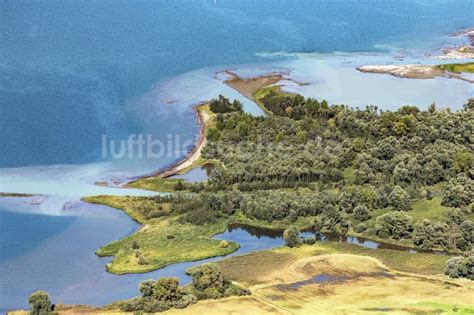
[1,0,474,311]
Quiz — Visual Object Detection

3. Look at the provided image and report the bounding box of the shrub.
[460,220,473,244]
[355,223,367,233]
[444,255,474,280]
[303,236,316,245]
[412,219,448,250]
[153,277,182,302]
[139,279,155,297]
[143,300,169,313]
[118,297,145,312]
[441,175,473,208]
[388,186,412,211]
[174,294,197,309]
[224,284,250,297]
[138,255,148,265]
[375,211,413,240]
[283,228,302,248]
[131,240,140,250]
[28,291,52,315]
[354,205,371,221]
[445,208,466,225]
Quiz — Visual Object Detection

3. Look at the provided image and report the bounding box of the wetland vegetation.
[19,87,473,313]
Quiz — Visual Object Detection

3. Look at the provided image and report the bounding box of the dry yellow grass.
[181,249,474,315]
[163,296,289,315]
[255,274,474,314]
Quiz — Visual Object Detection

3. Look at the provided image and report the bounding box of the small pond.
[170,163,215,183]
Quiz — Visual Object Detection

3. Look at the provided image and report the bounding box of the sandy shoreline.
[357,27,474,82]
[357,64,446,79]
[436,28,474,60]
[357,64,444,79]
[133,104,209,181]
[129,72,287,183]
[357,64,474,83]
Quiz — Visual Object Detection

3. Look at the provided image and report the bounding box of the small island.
[357,28,474,83]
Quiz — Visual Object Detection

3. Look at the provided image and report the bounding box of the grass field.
[355,196,454,235]
[128,177,188,192]
[212,246,473,315]
[218,242,451,285]
[437,62,474,73]
[98,217,238,274]
[83,195,239,274]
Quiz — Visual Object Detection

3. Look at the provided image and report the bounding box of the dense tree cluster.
[209,95,243,113]
[412,219,449,249]
[119,263,248,312]
[375,211,413,240]
[186,263,249,299]
[204,92,472,193]
[200,92,473,251]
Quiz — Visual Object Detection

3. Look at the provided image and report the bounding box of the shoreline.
[434,28,474,60]
[129,71,288,184]
[357,64,474,83]
[128,103,210,183]
[357,27,474,82]
[222,70,283,100]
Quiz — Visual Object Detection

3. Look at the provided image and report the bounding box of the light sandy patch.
[143,105,209,179]
[357,64,444,79]
[357,64,474,83]
[287,254,387,278]
[435,46,474,60]
[223,71,283,100]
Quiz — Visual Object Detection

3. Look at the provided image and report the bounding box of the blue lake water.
[1,0,473,311]
[0,199,286,309]
[2,0,473,169]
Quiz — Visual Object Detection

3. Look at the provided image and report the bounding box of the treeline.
[116,263,248,312]
[373,209,473,251]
